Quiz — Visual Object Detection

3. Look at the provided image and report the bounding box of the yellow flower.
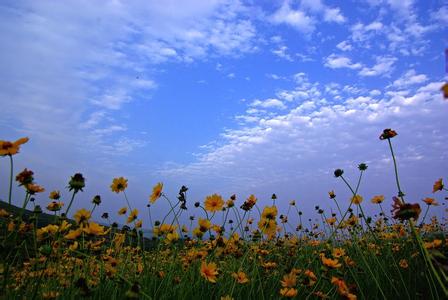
[64,228,82,240]
[0,209,10,218]
[332,248,346,258]
[261,206,278,220]
[221,296,234,300]
[200,261,218,283]
[110,177,128,193]
[399,259,408,269]
[118,207,127,215]
[432,178,444,193]
[0,137,28,156]
[326,217,337,226]
[127,209,139,224]
[26,183,45,195]
[46,201,64,212]
[149,182,163,203]
[241,194,257,211]
[280,288,298,298]
[422,198,439,206]
[166,232,179,244]
[73,208,91,225]
[135,220,142,228]
[83,222,108,236]
[231,271,249,284]
[204,193,224,212]
[370,195,384,204]
[331,277,356,300]
[281,272,297,288]
[321,254,341,268]
[49,190,61,200]
[350,194,363,205]
[198,218,211,232]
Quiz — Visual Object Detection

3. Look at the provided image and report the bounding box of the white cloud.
[391,69,428,88]
[270,2,315,33]
[272,45,293,61]
[336,40,352,51]
[359,56,396,77]
[250,98,286,110]
[324,54,362,69]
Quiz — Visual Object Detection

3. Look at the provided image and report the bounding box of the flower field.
[0,129,447,300]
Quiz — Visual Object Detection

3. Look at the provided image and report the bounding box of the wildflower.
[0,209,9,218]
[331,277,357,300]
[371,195,384,204]
[399,259,408,269]
[46,201,64,212]
[15,168,34,186]
[326,217,337,226]
[110,177,128,193]
[289,200,296,206]
[441,82,448,99]
[204,193,224,212]
[332,248,346,258]
[64,228,82,240]
[321,254,341,268]
[241,194,257,211]
[432,178,444,193]
[422,197,439,206]
[73,208,91,225]
[328,190,336,199]
[135,220,142,228]
[221,296,234,300]
[280,272,297,298]
[351,194,363,205]
[198,218,211,232]
[127,209,139,223]
[391,197,421,221]
[379,128,397,140]
[200,261,218,283]
[92,195,101,205]
[148,182,163,204]
[49,190,61,200]
[424,239,442,249]
[226,199,235,208]
[231,271,249,284]
[24,183,45,195]
[166,232,179,243]
[0,137,28,156]
[68,173,85,193]
[83,222,108,236]
[334,169,344,177]
[261,206,278,220]
[358,163,368,171]
[118,207,127,215]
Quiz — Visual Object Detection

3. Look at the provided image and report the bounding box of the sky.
[0,0,447,227]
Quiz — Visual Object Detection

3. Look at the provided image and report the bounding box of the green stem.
[387,138,405,202]
[8,155,13,205]
[64,191,77,216]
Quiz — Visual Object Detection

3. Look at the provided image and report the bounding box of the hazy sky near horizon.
[0,0,447,225]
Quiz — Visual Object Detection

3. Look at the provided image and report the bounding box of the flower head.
[46,201,64,212]
[204,193,224,212]
[328,191,336,199]
[334,169,344,177]
[432,178,444,193]
[68,173,85,193]
[16,168,34,186]
[240,194,257,211]
[0,137,28,156]
[351,194,363,205]
[370,195,384,204]
[118,207,127,215]
[149,182,163,203]
[379,128,397,140]
[231,271,249,284]
[391,197,421,221]
[422,197,438,206]
[73,208,91,225]
[127,209,139,224]
[111,177,128,193]
[200,261,218,283]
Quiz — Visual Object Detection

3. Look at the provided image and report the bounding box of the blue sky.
[0,0,447,225]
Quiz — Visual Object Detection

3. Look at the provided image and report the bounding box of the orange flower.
[350,194,363,205]
[240,194,257,211]
[0,137,28,156]
[149,182,163,203]
[73,208,91,225]
[231,271,249,284]
[422,198,439,206]
[204,194,224,212]
[26,183,45,195]
[432,178,444,193]
[370,195,384,204]
[331,277,357,300]
[127,209,139,224]
[200,261,218,283]
[392,197,421,221]
[280,288,298,298]
[321,254,341,268]
[118,207,127,215]
[399,259,408,269]
[379,128,397,140]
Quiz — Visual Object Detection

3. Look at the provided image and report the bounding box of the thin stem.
[419,205,430,226]
[64,191,77,216]
[387,138,405,202]
[8,155,13,205]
